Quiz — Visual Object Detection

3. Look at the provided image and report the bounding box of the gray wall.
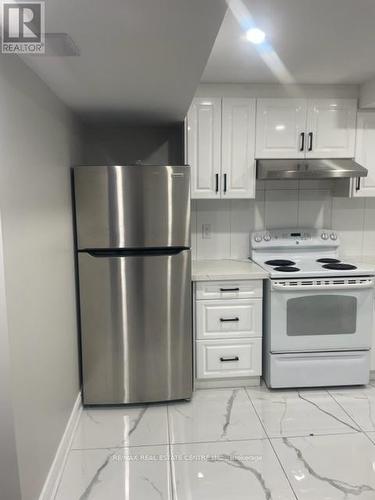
[0,54,80,500]
[81,122,184,165]
[0,215,21,500]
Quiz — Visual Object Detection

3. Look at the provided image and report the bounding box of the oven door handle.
[272,280,375,291]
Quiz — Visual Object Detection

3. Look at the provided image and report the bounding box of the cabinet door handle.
[299,132,305,151]
[220,356,239,362]
[220,287,240,292]
[356,177,361,191]
[220,317,239,322]
[215,173,219,193]
[308,132,313,151]
[223,173,227,193]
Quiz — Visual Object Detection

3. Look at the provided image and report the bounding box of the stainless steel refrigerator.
[73,165,192,405]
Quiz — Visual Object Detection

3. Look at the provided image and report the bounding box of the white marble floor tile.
[171,439,295,500]
[71,405,168,450]
[329,386,375,432]
[364,431,375,445]
[247,387,361,438]
[55,445,171,500]
[272,433,375,499]
[168,388,266,444]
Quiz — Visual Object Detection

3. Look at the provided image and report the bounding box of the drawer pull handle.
[220,287,240,292]
[220,356,239,362]
[220,317,239,322]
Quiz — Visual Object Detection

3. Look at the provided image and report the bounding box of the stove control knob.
[263,233,271,242]
[254,234,262,243]
[321,232,329,240]
[330,232,337,241]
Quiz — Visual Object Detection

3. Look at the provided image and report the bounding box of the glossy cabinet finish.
[256,98,357,160]
[187,98,221,199]
[196,338,262,379]
[353,112,375,197]
[306,99,357,159]
[186,98,256,199]
[196,299,262,340]
[194,280,263,385]
[195,280,263,300]
[221,98,256,198]
[256,98,307,159]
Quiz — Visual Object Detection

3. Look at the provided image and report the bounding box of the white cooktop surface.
[253,255,375,279]
[251,228,375,278]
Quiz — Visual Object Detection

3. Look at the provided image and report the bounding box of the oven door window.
[287,295,357,336]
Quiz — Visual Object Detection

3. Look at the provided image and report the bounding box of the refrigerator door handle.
[85,247,189,257]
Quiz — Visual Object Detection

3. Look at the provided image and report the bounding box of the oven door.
[268,277,374,353]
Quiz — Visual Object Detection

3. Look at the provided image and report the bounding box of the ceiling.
[202,0,375,85]
[22,0,227,123]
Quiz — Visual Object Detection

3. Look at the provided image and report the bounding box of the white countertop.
[192,259,268,281]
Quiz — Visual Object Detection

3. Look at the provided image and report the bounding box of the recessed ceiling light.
[246,28,265,45]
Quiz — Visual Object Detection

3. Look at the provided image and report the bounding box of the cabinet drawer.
[196,299,262,340]
[196,338,262,379]
[196,280,262,300]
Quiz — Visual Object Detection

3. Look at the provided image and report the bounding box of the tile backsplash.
[191,180,375,260]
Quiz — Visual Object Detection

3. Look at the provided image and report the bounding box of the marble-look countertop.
[192,259,268,281]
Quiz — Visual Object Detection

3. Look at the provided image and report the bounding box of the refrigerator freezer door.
[74,165,190,249]
[78,249,192,404]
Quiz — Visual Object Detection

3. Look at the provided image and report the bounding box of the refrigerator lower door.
[78,249,192,405]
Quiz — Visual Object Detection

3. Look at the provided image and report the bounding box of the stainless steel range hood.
[256,159,368,180]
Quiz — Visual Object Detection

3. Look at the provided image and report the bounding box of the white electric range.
[251,228,375,389]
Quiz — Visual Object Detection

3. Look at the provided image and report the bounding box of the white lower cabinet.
[196,299,262,339]
[194,280,263,387]
[196,338,262,379]
[195,280,262,300]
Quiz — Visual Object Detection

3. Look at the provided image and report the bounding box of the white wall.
[0,54,81,500]
[360,78,375,108]
[192,181,375,261]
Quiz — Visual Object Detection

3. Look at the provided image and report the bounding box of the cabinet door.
[353,112,375,197]
[222,98,256,198]
[196,338,262,379]
[306,99,357,158]
[255,98,307,159]
[186,98,221,199]
[196,299,262,340]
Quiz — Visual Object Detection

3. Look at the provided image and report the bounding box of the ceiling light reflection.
[226,0,295,85]
[246,28,265,44]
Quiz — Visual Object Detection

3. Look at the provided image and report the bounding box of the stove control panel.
[251,229,340,249]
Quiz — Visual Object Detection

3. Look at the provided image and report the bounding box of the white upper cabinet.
[221,98,256,199]
[187,98,221,199]
[255,99,307,159]
[352,112,375,197]
[306,99,357,158]
[186,97,256,199]
[256,98,357,159]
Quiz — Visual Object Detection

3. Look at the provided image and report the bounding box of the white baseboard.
[38,392,82,500]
